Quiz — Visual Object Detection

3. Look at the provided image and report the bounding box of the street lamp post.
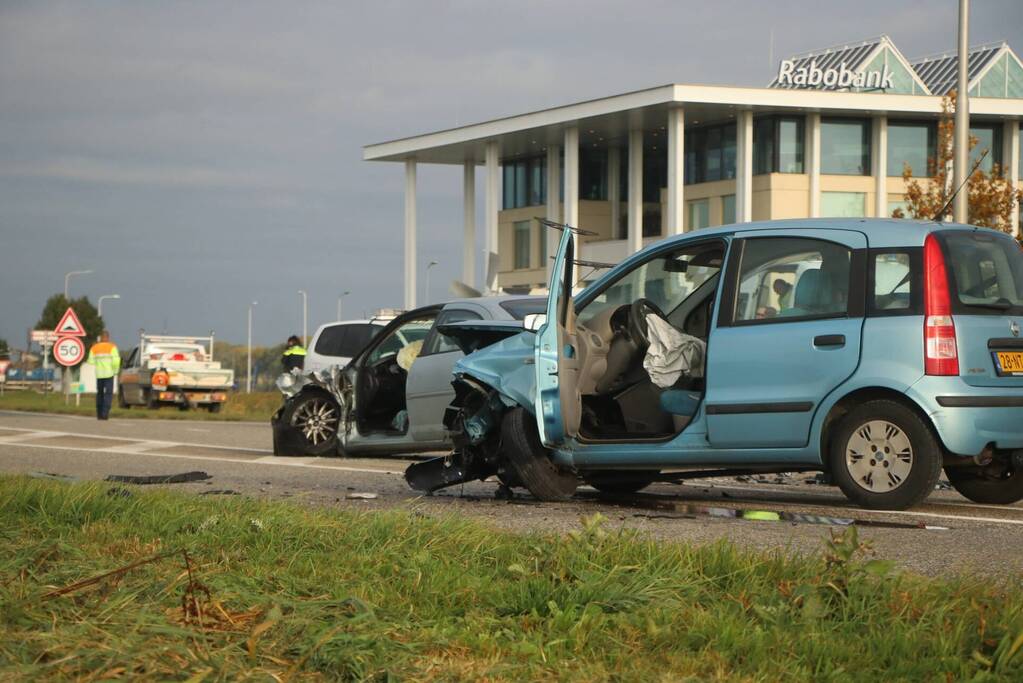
[298,290,308,346]
[337,290,351,321]
[64,270,93,299]
[953,0,971,223]
[97,294,121,318]
[425,260,439,304]
[247,301,258,394]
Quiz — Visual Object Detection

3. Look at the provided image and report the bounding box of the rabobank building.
[364,36,1023,303]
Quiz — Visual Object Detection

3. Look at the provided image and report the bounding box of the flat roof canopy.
[364,83,1023,165]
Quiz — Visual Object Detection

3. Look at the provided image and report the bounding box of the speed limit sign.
[54,336,85,367]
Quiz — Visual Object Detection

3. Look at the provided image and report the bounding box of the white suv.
[305,319,390,373]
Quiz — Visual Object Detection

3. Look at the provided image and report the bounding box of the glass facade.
[822,191,866,217]
[888,121,936,177]
[969,124,1002,175]
[685,123,737,184]
[722,194,736,225]
[503,156,546,209]
[580,148,608,200]
[688,199,710,230]
[513,220,531,269]
[821,118,871,175]
[753,116,804,174]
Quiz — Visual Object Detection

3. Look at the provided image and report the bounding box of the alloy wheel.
[845,419,913,493]
[292,398,339,446]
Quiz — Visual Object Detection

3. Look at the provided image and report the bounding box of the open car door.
[534,226,583,447]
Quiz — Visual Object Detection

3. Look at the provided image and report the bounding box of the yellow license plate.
[995,351,1023,375]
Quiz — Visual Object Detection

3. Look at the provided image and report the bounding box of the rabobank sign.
[777,59,894,90]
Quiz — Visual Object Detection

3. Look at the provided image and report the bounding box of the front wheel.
[828,400,941,510]
[945,464,1023,504]
[502,408,577,501]
[279,392,341,457]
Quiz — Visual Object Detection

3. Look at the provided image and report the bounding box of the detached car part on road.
[406,219,1023,511]
[271,297,545,457]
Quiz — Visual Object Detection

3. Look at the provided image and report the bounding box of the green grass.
[2,476,1023,681]
[0,390,279,422]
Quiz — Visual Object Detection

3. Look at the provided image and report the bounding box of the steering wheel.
[628,298,668,348]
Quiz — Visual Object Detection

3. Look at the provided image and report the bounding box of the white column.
[872,115,888,217]
[484,141,500,293]
[608,146,621,238]
[807,113,821,218]
[545,144,561,281]
[1004,120,1020,237]
[462,161,476,287]
[736,110,753,223]
[404,158,417,309]
[563,126,579,230]
[666,107,685,234]
[627,129,644,254]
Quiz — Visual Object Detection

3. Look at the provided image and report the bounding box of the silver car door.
[406,306,485,442]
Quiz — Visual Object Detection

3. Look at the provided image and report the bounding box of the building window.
[822,191,866,217]
[888,199,910,218]
[722,195,736,225]
[684,122,737,184]
[513,221,531,269]
[688,199,710,230]
[579,148,608,200]
[502,157,547,209]
[753,116,804,174]
[969,124,1003,175]
[821,118,871,175]
[888,121,936,177]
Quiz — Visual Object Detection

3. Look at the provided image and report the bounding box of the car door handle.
[813,334,846,348]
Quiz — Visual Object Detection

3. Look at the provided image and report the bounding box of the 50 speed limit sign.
[54,336,86,367]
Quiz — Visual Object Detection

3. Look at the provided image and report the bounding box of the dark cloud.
[1,0,1020,345]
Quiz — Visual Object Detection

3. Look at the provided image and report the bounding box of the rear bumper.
[908,377,1023,456]
[155,390,228,405]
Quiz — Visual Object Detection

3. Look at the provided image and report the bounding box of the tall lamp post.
[424,260,439,304]
[97,294,120,318]
[298,290,308,346]
[953,0,971,223]
[247,301,258,393]
[64,270,93,299]
[337,290,350,321]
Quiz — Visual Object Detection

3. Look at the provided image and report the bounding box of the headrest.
[794,269,828,309]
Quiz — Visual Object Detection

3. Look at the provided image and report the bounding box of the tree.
[893,92,1023,238]
[34,294,105,368]
[0,338,8,357]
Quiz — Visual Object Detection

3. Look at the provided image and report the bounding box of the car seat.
[779,268,829,317]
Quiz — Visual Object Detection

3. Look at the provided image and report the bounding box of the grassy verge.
[0,390,279,422]
[2,476,1023,681]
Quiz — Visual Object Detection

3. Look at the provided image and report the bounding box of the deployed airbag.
[643,314,706,388]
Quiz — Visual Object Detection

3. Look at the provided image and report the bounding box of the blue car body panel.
[452,218,1023,470]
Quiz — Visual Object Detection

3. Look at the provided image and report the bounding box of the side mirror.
[523,313,547,332]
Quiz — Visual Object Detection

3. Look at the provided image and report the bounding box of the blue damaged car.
[405,218,1023,511]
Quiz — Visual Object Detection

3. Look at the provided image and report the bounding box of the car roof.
[659,218,999,249]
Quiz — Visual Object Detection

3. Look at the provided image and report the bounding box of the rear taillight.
[923,234,958,376]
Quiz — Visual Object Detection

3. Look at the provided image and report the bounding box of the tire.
[583,471,659,494]
[279,391,341,457]
[501,408,577,501]
[945,465,1023,505]
[828,400,941,510]
[206,403,222,414]
[117,388,130,409]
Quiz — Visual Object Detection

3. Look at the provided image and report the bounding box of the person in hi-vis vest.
[87,331,121,420]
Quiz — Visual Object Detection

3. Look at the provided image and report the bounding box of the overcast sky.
[1,0,1020,347]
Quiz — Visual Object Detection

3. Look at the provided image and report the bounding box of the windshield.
[941,231,1023,313]
[577,243,723,326]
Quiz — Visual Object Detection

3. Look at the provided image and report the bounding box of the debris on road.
[28,472,77,482]
[200,489,240,496]
[346,492,378,500]
[106,487,132,498]
[104,471,212,485]
[633,503,947,530]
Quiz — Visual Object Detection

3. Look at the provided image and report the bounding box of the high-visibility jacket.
[282,344,307,371]
[87,341,121,379]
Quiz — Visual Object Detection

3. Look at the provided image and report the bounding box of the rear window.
[940,231,1023,315]
[499,298,547,320]
[314,323,382,358]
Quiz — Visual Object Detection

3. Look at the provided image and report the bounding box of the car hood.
[452,329,537,413]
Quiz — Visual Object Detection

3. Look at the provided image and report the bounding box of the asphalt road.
[2,409,1023,577]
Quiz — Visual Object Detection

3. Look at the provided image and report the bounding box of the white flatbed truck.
[117,333,234,412]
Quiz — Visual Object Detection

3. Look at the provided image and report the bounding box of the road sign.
[31,330,58,344]
[54,336,85,367]
[54,307,87,337]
